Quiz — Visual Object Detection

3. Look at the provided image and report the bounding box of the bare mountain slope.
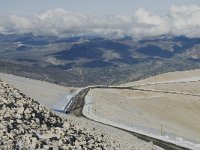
[0,74,160,150]
[83,69,200,150]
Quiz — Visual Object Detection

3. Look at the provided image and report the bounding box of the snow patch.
[53,88,84,112]
[52,93,74,112]
[140,77,200,86]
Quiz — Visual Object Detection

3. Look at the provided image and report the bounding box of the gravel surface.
[0,79,160,150]
[0,80,122,149]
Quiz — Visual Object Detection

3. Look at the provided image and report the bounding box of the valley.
[0,34,200,87]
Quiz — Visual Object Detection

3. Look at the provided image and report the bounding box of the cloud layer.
[1,5,200,38]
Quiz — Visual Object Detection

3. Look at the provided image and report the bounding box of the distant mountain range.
[0,33,199,86]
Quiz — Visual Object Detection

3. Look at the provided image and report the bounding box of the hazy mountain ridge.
[0,33,199,87]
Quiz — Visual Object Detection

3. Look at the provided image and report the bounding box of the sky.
[1,0,200,38]
[1,0,200,15]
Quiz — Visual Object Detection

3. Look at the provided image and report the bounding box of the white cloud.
[135,8,165,26]
[132,8,170,37]
[169,5,200,37]
[8,15,33,33]
[1,5,200,38]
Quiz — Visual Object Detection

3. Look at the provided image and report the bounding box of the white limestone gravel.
[0,77,160,150]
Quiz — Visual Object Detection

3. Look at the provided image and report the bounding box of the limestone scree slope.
[0,80,125,150]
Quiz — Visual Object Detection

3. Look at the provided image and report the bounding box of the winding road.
[65,84,200,150]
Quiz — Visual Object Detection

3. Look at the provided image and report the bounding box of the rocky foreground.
[0,80,122,150]
[0,79,159,150]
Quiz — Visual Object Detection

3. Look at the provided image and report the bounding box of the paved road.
[66,86,194,150]
[67,88,90,116]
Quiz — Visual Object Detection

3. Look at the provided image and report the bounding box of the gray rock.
[24,108,31,114]
[17,107,24,114]
[63,121,70,129]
